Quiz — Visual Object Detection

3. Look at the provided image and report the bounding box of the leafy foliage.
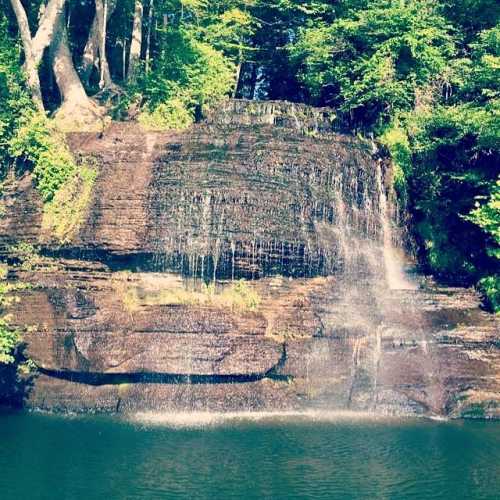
[0,266,27,365]
[138,98,194,130]
[404,24,499,293]
[469,180,500,250]
[131,15,237,123]
[8,111,76,201]
[41,163,98,243]
[0,14,32,177]
[289,0,455,127]
[477,275,500,313]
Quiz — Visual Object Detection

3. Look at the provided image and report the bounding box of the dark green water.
[0,410,499,500]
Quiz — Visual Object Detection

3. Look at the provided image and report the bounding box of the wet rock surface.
[2,261,497,418]
[0,101,498,418]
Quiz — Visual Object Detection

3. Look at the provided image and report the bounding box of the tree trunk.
[96,0,110,88]
[9,0,66,111]
[145,0,154,73]
[81,0,117,88]
[127,0,143,83]
[233,48,243,98]
[51,13,103,130]
[81,12,99,85]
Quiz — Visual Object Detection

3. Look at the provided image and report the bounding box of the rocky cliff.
[0,100,498,418]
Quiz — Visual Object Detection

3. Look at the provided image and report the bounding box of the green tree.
[289,0,456,128]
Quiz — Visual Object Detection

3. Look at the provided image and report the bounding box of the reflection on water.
[0,410,499,500]
[130,409,396,428]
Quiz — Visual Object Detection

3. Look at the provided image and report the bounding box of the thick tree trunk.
[51,14,103,130]
[127,0,143,83]
[9,0,66,111]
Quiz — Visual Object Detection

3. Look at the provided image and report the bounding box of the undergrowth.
[0,262,31,366]
[8,111,76,202]
[138,98,194,131]
[41,161,98,244]
[116,276,261,313]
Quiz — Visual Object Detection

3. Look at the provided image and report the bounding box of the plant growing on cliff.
[7,243,42,272]
[138,98,194,131]
[8,110,76,202]
[117,276,261,313]
[41,161,98,244]
[0,315,20,364]
[0,266,28,364]
[5,108,98,244]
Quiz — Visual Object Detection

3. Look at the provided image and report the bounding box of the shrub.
[133,29,235,123]
[468,179,500,253]
[7,242,42,272]
[117,276,261,313]
[478,275,500,313]
[41,163,98,243]
[380,124,412,201]
[8,111,76,201]
[0,314,20,365]
[138,98,194,131]
[0,269,26,364]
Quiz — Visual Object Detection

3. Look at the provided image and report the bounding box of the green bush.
[42,163,98,243]
[138,98,194,131]
[7,242,42,272]
[478,275,500,313]
[289,0,455,126]
[468,179,500,254]
[8,111,76,201]
[132,28,235,122]
[380,124,412,200]
[0,14,32,177]
[0,272,23,365]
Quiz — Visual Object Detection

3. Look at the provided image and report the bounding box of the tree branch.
[32,0,67,62]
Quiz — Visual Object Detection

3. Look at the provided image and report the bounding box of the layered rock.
[1,110,382,278]
[1,260,497,418]
[0,100,498,418]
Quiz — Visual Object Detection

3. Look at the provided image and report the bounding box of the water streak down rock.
[0,100,498,418]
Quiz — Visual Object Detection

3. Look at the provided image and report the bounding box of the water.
[1,410,499,500]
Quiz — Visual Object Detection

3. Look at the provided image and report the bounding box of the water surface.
[0,410,499,500]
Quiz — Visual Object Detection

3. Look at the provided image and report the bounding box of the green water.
[0,410,499,500]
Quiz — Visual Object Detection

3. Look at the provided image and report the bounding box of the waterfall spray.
[376,163,416,291]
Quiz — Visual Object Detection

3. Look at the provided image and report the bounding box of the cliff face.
[0,101,498,418]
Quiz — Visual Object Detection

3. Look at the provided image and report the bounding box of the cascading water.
[8,100,495,419]
[375,162,417,291]
[141,100,437,415]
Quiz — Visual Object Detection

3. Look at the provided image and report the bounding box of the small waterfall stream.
[375,163,416,291]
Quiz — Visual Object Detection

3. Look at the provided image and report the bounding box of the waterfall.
[147,102,428,415]
[375,162,416,291]
[4,100,494,419]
